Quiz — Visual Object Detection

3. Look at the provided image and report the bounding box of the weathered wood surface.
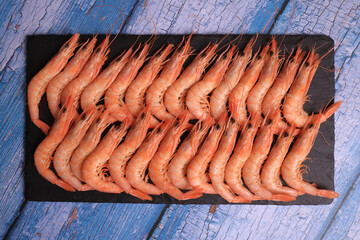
[0,0,359,239]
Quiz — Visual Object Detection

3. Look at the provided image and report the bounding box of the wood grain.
[1,0,360,239]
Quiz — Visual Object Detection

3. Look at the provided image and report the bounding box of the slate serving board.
[25,34,335,205]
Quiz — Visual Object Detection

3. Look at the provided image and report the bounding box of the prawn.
[225,114,260,201]
[47,37,96,118]
[261,46,305,133]
[125,121,172,196]
[209,117,250,203]
[164,43,217,118]
[210,37,255,121]
[61,36,109,110]
[261,125,302,197]
[242,113,295,201]
[80,47,132,112]
[149,113,202,200]
[167,119,211,190]
[146,36,192,122]
[283,50,342,127]
[82,121,131,193]
[247,37,280,119]
[105,44,149,122]
[229,43,269,126]
[34,96,77,191]
[125,44,174,127]
[69,108,113,181]
[186,46,235,123]
[108,106,153,200]
[281,110,341,199]
[53,107,99,191]
[28,33,79,134]
[187,114,227,194]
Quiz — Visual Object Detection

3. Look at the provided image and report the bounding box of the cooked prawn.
[225,114,260,201]
[229,43,269,126]
[80,47,132,112]
[247,37,280,118]
[61,36,109,110]
[261,125,302,197]
[125,44,173,127]
[261,46,305,132]
[108,106,153,200]
[82,121,131,193]
[168,119,211,190]
[69,108,113,181]
[209,117,250,203]
[146,37,192,122]
[105,44,149,122]
[187,114,227,194]
[210,37,255,121]
[53,107,99,191]
[148,113,202,200]
[242,113,295,201]
[28,33,79,134]
[164,43,217,118]
[281,110,341,199]
[125,121,172,196]
[47,37,96,118]
[186,46,235,123]
[34,96,77,191]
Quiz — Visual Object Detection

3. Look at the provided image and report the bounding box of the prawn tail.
[129,189,153,201]
[321,101,343,122]
[271,194,296,202]
[80,184,94,191]
[35,119,50,135]
[317,189,339,199]
[55,179,76,192]
[182,188,203,200]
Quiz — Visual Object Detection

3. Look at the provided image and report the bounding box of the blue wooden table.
[1,0,359,239]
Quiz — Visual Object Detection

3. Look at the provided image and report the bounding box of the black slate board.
[25,34,335,205]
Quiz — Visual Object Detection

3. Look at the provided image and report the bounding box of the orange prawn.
[108,106,153,200]
[82,121,131,193]
[125,44,174,127]
[281,110,341,199]
[125,121,172,196]
[229,43,269,126]
[80,47,132,112]
[149,113,202,200]
[209,117,250,203]
[61,36,109,110]
[164,43,217,118]
[210,37,255,121]
[28,33,79,134]
[47,37,96,118]
[225,114,260,201]
[186,46,235,123]
[69,108,113,181]
[105,44,149,122]
[261,125,302,197]
[53,107,99,191]
[34,96,77,191]
[242,113,295,201]
[187,114,227,194]
[146,36,192,122]
[167,119,211,190]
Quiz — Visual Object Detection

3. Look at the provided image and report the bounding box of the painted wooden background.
[0,0,359,239]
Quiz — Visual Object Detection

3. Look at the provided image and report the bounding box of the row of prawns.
[28,33,342,202]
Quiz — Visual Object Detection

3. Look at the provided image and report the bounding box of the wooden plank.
[0,0,166,239]
[321,172,360,239]
[149,1,360,239]
[6,202,166,239]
